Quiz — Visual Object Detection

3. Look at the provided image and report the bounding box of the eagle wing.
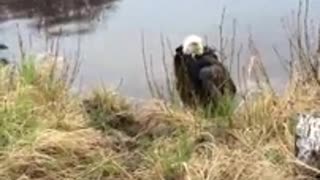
[199,62,237,98]
[173,45,196,106]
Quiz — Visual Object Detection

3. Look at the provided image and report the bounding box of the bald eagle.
[173,35,237,109]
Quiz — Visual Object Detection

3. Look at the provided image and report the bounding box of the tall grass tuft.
[82,86,132,132]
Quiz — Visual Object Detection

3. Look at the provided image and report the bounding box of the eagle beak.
[195,44,204,55]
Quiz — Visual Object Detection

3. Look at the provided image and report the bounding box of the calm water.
[0,0,320,98]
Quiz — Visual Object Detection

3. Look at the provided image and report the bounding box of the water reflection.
[0,0,120,36]
[0,0,319,98]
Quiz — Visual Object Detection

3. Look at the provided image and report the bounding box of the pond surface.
[0,0,320,98]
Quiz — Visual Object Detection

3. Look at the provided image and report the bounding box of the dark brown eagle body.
[174,45,236,109]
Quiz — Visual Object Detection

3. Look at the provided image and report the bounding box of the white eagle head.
[182,35,204,57]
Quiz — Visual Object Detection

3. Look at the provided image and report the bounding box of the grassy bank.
[0,50,315,180]
[0,49,316,179]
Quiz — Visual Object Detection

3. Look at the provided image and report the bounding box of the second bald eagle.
[173,35,237,109]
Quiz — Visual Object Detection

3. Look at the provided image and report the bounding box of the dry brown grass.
[0,56,317,180]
